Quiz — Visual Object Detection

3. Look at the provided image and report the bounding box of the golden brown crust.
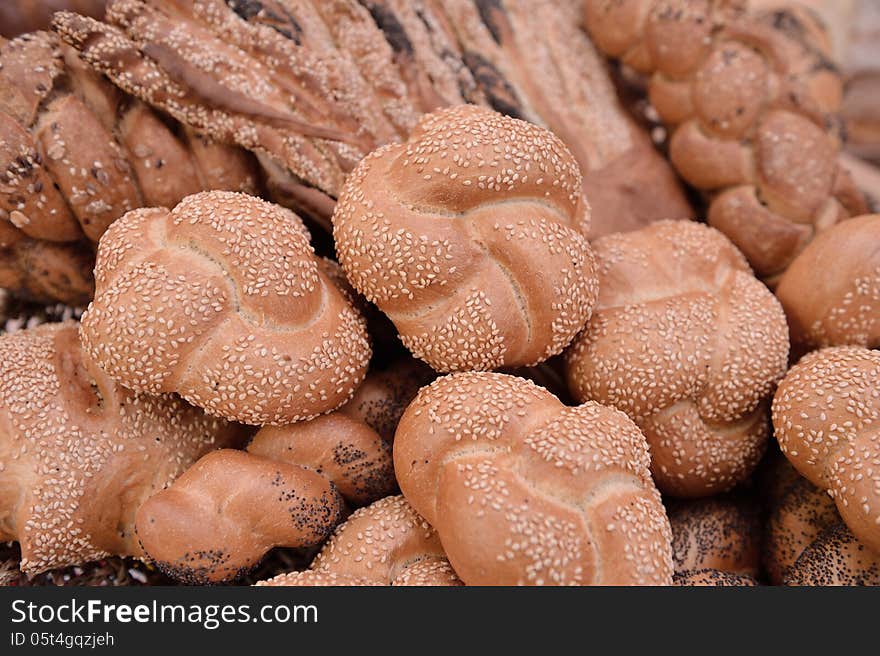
[776,214,880,350]
[256,495,462,586]
[566,220,790,497]
[394,372,673,585]
[582,0,868,280]
[80,191,372,425]
[668,494,761,576]
[334,105,598,372]
[772,345,880,554]
[135,449,344,584]
[0,322,243,575]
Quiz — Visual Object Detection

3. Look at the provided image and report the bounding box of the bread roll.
[394,372,673,585]
[582,0,868,281]
[0,322,243,575]
[668,495,761,577]
[673,569,759,586]
[334,105,598,372]
[772,345,880,553]
[135,449,344,584]
[566,220,789,497]
[0,31,259,304]
[80,191,371,425]
[776,214,880,350]
[257,496,462,586]
[785,522,880,585]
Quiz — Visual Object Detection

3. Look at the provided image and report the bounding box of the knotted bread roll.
[135,449,344,584]
[394,372,673,585]
[333,104,598,372]
[80,191,371,425]
[582,0,867,281]
[772,345,880,553]
[785,522,880,586]
[776,214,880,350]
[257,496,462,587]
[0,322,243,575]
[566,220,789,497]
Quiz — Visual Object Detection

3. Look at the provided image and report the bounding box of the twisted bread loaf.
[248,357,433,505]
[334,104,598,372]
[668,495,761,577]
[784,522,880,586]
[0,1,106,38]
[394,372,673,585]
[0,31,259,304]
[565,220,790,497]
[772,345,880,553]
[135,449,344,584]
[762,453,838,585]
[582,0,868,281]
[0,322,243,575]
[673,569,758,586]
[54,0,691,237]
[80,191,371,425]
[257,495,462,586]
[776,214,880,350]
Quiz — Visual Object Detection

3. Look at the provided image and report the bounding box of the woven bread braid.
[0,30,259,304]
[582,0,868,281]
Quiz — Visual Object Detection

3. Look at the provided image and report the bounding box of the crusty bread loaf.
[135,449,344,584]
[566,220,790,497]
[673,569,759,586]
[247,356,433,505]
[582,0,868,281]
[54,0,692,238]
[772,345,880,553]
[394,372,673,585]
[80,191,371,425]
[776,214,880,350]
[0,0,106,38]
[257,496,462,586]
[784,522,880,586]
[334,105,598,372]
[0,322,243,575]
[762,453,838,585]
[0,31,259,304]
[668,495,761,577]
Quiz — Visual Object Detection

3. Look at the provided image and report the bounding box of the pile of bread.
[1,0,878,586]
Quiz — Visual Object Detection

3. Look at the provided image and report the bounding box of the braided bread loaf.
[582,0,868,281]
[54,0,692,237]
[257,496,462,587]
[394,372,673,585]
[565,220,790,497]
[772,345,880,553]
[80,191,371,425]
[0,31,259,304]
[334,104,598,372]
[0,322,243,575]
[135,449,344,584]
[776,214,880,350]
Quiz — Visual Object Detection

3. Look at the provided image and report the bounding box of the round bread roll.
[673,569,759,587]
[776,214,880,350]
[257,496,462,587]
[566,220,790,497]
[247,356,433,505]
[582,0,868,282]
[0,322,243,575]
[785,522,880,586]
[135,449,344,584]
[668,495,761,577]
[80,191,371,425]
[763,453,839,585]
[394,372,673,585]
[333,104,598,372]
[772,345,880,553]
